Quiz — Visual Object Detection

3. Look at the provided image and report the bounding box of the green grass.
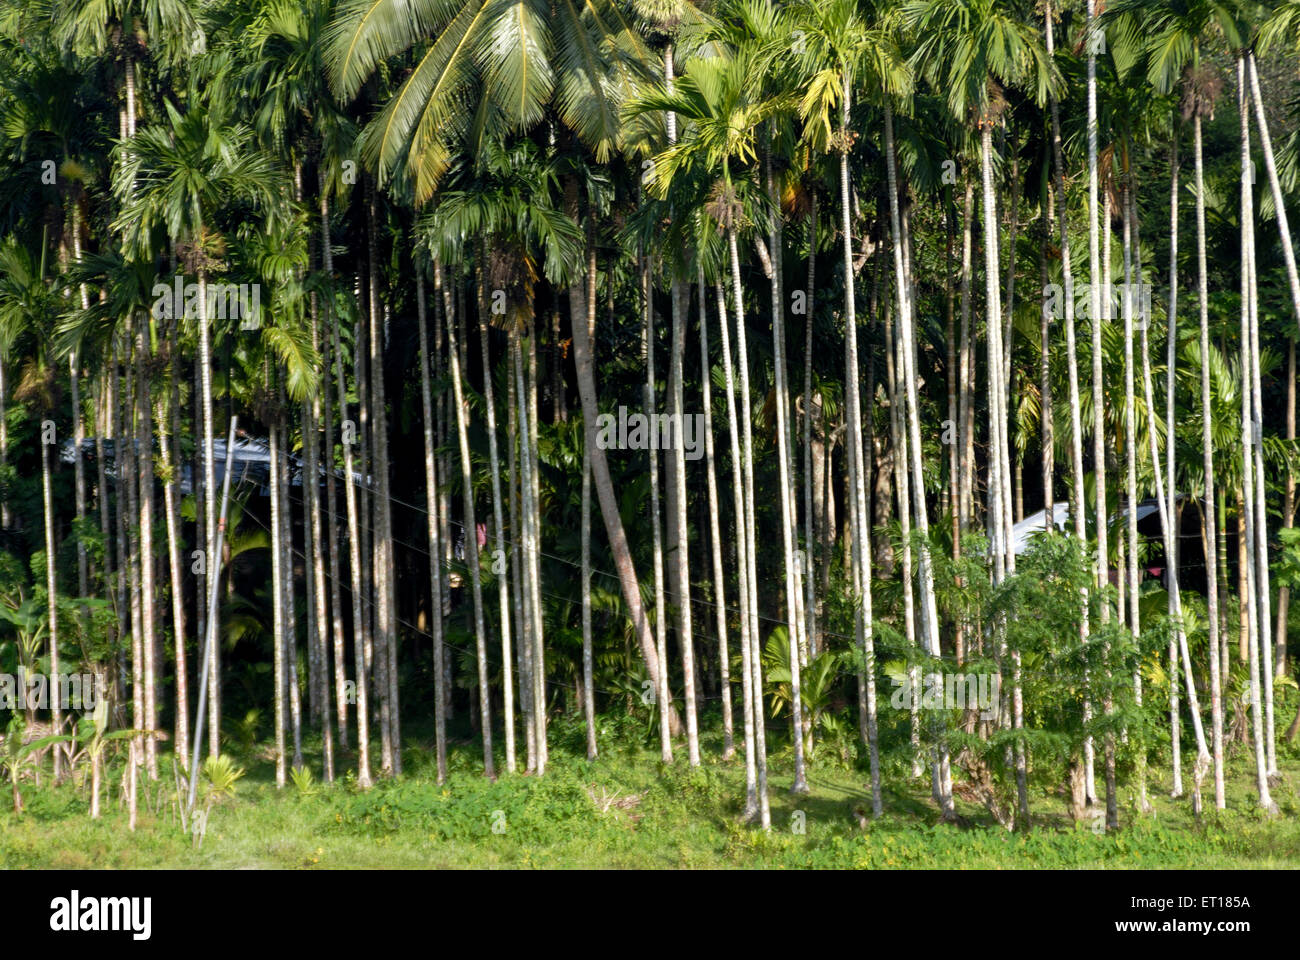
[3,717,1299,869]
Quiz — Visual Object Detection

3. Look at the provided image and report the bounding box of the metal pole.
[187,417,238,819]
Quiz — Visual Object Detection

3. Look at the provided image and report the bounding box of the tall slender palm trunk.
[642,247,672,765]
[563,179,677,751]
[765,143,806,791]
[159,320,187,770]
[840,78,880,817]
[525,328,547,770]
[716,280,758,817]
[888,105,952,815]
[477,271,516,773]
[42,411,61,776]
[331,288,372,788]
[1249,52,1298,696]
[133,320,157,779]
[701,267,733,758]
[507,326,536,771]
[1121,180,1150,812]
[1086,0,1118,829]
[666,46,700,767]
[1194,110,1226,809]
[366,192,398,775]
[446,267,494,779]
[197,269,220,759]
[270,391,288,787]
[1237,63,1276,808]
[416,264,448,781]
[804,192,819,662]
[727,223,770,829]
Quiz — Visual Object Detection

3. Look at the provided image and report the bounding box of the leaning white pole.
[187,417,238,818]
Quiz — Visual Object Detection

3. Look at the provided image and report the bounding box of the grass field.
[3,715,1298,869]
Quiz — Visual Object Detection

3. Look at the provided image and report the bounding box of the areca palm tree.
[906,0,1053,824]
[0,235,65,777]
[58,247,178,768]
[244,0,355,782]
[424,136,585,776]
[114,81,282,760]
[1114,0,1242,810]
[630,45,793,824]
[792,0,913,818]
[325,0,660,203]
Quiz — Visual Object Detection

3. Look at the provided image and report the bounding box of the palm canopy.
[55,0,200,65]
[419,136,583,290]
[794,0,911,154]
[325,0,663,203]
[0,236,57,364]
[112,73,283,261]
[53,249,158,363]
[626,48,793,196]
[0,236,64,419]
[1106,0,1244,94]
[243,0,354,174]
[904,0,1055,124]
[1259,0,1300,56]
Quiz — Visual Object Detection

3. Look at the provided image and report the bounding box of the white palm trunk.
[1194,110,1226,809]
[307,324,334,782]
[1121,182,1150,812]
[331,299,372,788]
[124,337,143,780]
[353,275,375,736]
[670,277,701,767]
[158,337,187,771]
[416,266,447,781]
[318,186,350,753]
[366,195,397,775]
[765,146,807,791]
[840,78,880,816]
[701,269,733,758]
[1238,64,1276,808]
[70,214,89,628]
[978,120,1015,821]
[525,330,547,770]
[1143,153,1211,810]
[1242,60,1278,773]
[515,324,541,769]
[280,412,303,773]
[478,281,516,773]
[885,291,921,774]
[727,225,770,829]
[715,280,758,816]
[197,270,219,759]
[1085,0,1118,829]
[1164,129,1186,800]
[270,403,287,786]
[42,415,60,777]
[92,374,115,736]
[1249,50,1297,695]
[642,251,672,765]
[508,326,536,770]
[134,323,157,779]
[665,46,700,766]
[804,194,819,663]
[446,271,495,779]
